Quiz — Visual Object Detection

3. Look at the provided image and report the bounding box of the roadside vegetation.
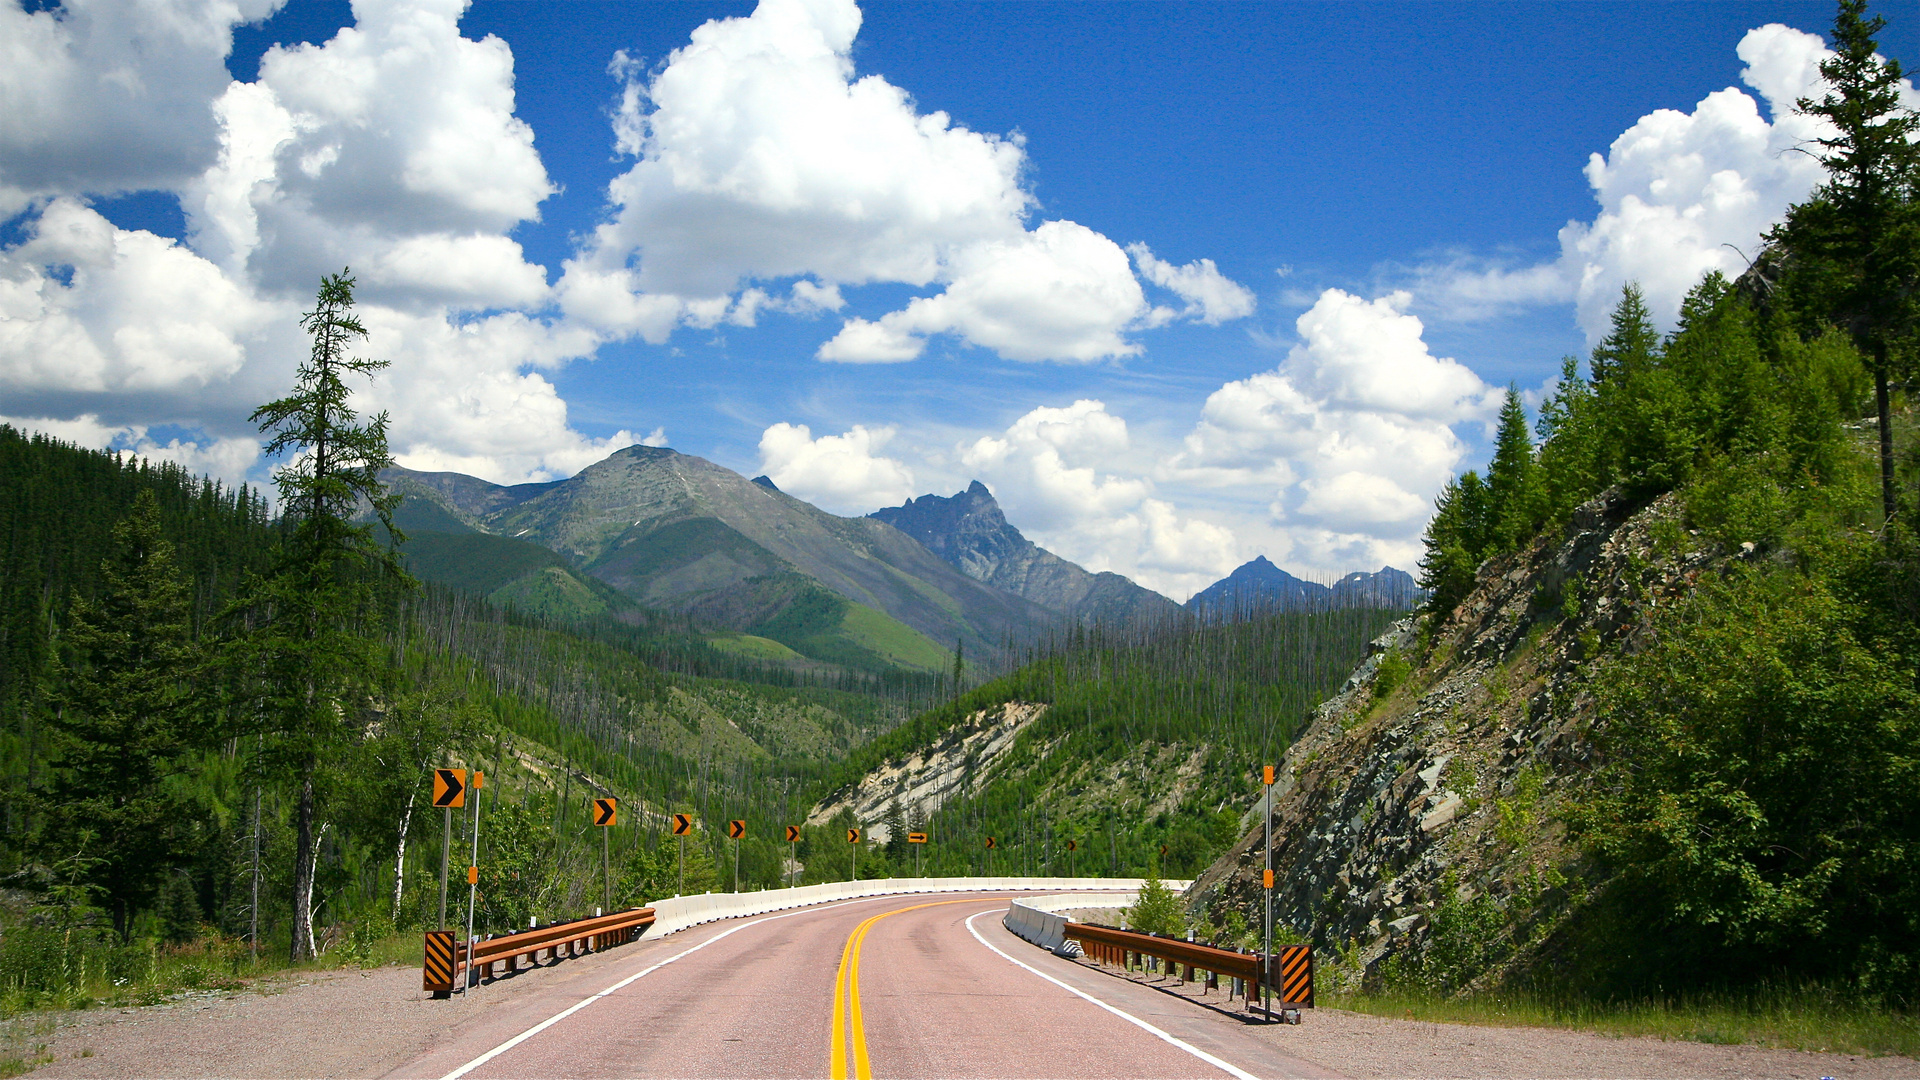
[1381,0,1920,1049]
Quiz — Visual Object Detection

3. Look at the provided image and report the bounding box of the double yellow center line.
[829,899,985,1080]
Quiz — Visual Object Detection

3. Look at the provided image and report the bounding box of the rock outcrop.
[1186,488,1724,988]
[807,701,1046,842]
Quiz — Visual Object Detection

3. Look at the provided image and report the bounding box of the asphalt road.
[383,892,1341,1080]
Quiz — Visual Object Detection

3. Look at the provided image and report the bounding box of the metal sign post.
[907,831,928,876]
[848,827,860,881]
[1067,838,1078,878]
[461,771,483,993]
[671,813,692,896]
[785,825,800,887]
[1262,764,1275,1021]
[432,769,466,930]
[593,799,617,912]
[728,820,745,892]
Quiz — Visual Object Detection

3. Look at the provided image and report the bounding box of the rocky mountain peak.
[869,482,1180,625]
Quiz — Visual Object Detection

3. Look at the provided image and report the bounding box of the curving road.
[383,892,1342,1080]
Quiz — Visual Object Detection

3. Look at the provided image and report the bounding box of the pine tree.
[42,491,205,941]
[1419,472,1490,616]
[1774,0,1920,522]
[1534,357,1603,521]
[1589,283,1661,385]
[234,270,413,961]
[1485,386,1540,552]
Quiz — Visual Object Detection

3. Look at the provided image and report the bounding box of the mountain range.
[377,444,1419,672]
[1184,555,1422,614]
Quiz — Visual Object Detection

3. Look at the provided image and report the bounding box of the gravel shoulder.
[18,940,1920,1079]
[1053,960,1920,1080]
[24,940,651,1080]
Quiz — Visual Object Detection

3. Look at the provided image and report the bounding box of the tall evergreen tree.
[235,270,412,961]
[41,491,204,940]
[1486,386,1540,551]
[1774,0,1920,522]
[1588,283,1661,385]
[1534,357,1602,522]
[1419,471,1490,616]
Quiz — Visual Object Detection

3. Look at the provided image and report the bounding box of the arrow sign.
[432,769,466,808]
[785,825,801,843]
[728,819,746,839]
[1066,839,1077,851]
[671,813,693,835]
[593,798,617,826]
[847,828,861,843]
[1160,844,1170,856]
[907,832,928,844]
[984,836,997,849]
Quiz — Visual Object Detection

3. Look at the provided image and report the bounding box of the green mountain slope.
[381,446,1055,671]
[396,531,634,623]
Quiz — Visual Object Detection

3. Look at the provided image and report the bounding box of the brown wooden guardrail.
[1063,922,1312,1017]
[424,907,655,997]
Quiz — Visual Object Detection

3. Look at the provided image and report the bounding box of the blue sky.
[2,0,1913,598]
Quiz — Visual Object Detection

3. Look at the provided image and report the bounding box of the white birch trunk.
[393,789,415,924]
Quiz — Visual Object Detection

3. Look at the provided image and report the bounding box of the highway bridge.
[389,882,1337,1080]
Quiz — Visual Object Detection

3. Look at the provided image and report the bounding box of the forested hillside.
[1187,1,1920,1011]
[800,605,1402,882]
[0,423,940,963]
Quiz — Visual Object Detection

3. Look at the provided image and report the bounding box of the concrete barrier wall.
[643,877,1188,938]
[1002,900,1069,953]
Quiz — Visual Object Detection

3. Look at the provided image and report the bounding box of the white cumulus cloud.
[0,0,281,211]
[565,0,1235,363]
[818,221,1146,363]
[1427,23,1920,341]
[0,0,634,488]
[1174,288,1498,572]
[956,399,1240,598]
[0,198,275,394]
[1129,243,1256,326]
[758,422,917,514]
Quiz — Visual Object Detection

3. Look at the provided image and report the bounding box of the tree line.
[1415,0,1920,1001]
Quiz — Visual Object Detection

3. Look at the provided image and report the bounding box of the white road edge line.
[965,909,1262,1080]
[437,893,927,1080]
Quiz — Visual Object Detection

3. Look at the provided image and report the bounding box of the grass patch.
[837,603,949,671]
[1325,984,1920,1057]
[704,632,805,661]
[0,924,427,1021]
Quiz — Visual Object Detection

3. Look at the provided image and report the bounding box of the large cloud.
[758,422,917,513]
[191,0,555,308]
[562,0,1248,360]
[1428,24,1920,341]
[1174,288,1497,573]
[0,0,638,486]
[0,198,276,395]
[0,0,281,213]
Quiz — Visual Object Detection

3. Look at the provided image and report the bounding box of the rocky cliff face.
[806,701,1045,842]
[1185,488,1721,988]
[869,482,1181,625]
